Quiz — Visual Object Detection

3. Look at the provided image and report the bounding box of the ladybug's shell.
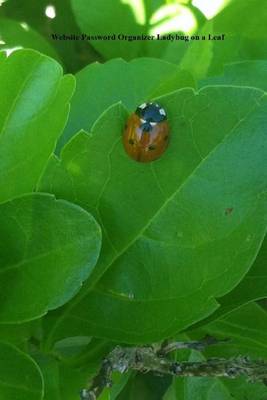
[123,113,169,163]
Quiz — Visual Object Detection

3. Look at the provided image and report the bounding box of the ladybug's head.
[136,102,167,132]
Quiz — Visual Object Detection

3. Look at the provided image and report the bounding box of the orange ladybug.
[123,102,169,162]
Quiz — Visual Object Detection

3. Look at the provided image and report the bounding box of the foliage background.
[0,0,267,399]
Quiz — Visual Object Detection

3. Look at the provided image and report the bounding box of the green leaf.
[221,378,267,400]
[0,0,98,72]
[58,58,195,151]
[71,0,143,60]
[200,61,267,91]
[180,20,213,81]
[110,372,132,400]
[0,193,101,323]
[97,372,132,400]
[192,235,267,327]
[117,372,171,400]
[40,83,267,345]
[0,321,40,346]
[0,341,44,400]
[49,0,103,71]
[36,356,60,400]
[36,354,93,400]
[36,354,90,400]
[181,0,267,79]
[0,0,49,30]
[36,339,114,400]
[70,0,198,61]
[213,0,267,40]
[0,48,75,204]
[199,302,267,358]
[0,18,60,61]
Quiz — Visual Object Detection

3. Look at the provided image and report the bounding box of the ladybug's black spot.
[128,139,135,145]
[148,145,156,151]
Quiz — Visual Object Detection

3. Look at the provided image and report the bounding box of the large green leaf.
[0,0,50,32]
[0,321,39,346]
[191,235,267,327]
[213,0,267,39]
[0,18,60,61]
[0,0,100,72]
[58,57,194,150]
[181,0,267,79]
[36,338,114,400]
[36,354,90,400]
[70,0,198,61]
[218,235,267,314]
[198,302,267,359]
[40,83,267,344]
[117,372,171,400]
[180,20,213,81]
[94,372,132,400]
[0,49,75,204]
[0,193,101,322]
[36,356,60,400]
[200,60,267,91]
[0,341,44,400]
[220,378,267,400]
[71,0,143,60]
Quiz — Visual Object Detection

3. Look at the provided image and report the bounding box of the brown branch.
[80,340,267,399]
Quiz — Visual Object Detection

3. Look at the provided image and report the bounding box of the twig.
[80,359,113,400]
[80,340,267,399]
[158,335,230,356]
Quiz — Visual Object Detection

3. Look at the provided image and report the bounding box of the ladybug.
[123,102,169,162]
